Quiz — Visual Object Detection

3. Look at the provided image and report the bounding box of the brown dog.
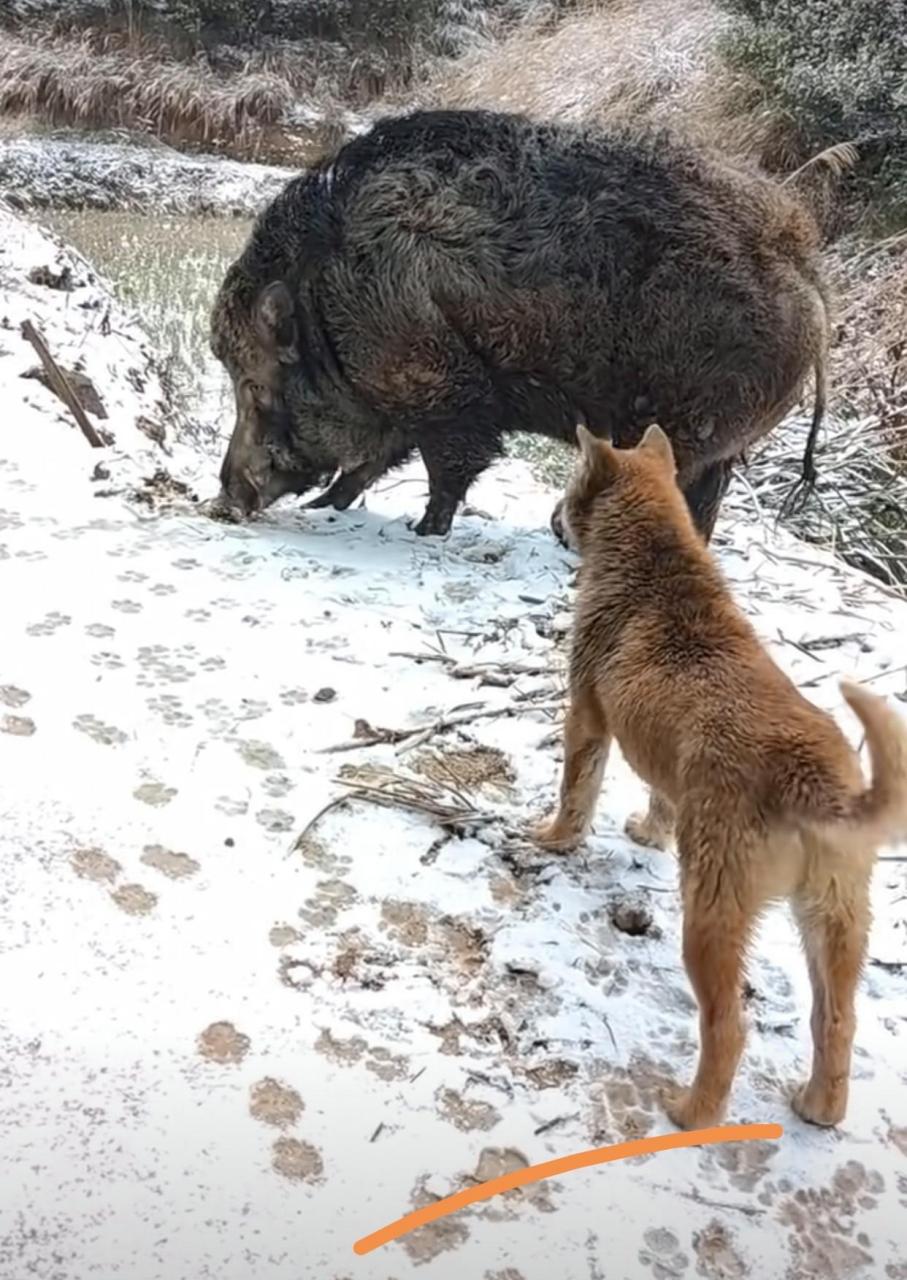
[536,423,907,1130]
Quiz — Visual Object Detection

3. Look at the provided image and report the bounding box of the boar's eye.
[246,381,274,409]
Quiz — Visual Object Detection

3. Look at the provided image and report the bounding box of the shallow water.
[45,208,251,428]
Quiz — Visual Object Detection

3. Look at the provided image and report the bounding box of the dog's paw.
[663,1086,723,1132]
[791,1082,846,1128]
[624,811,671,851]
[531,819,580,853]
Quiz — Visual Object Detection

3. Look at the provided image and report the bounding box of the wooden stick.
[21,320,105,449]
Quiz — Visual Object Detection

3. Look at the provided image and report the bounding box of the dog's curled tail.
[839,680,907,845]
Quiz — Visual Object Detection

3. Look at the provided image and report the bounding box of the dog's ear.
[576,423,600,461]
[639,423,675,471]
[576,424,619,479]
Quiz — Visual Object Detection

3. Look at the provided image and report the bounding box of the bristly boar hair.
[211,109,829,538]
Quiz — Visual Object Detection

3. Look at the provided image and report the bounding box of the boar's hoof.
[412,506,454,538]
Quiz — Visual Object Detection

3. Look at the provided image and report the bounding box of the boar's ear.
[639,423,675,471]
[255,282,298,363]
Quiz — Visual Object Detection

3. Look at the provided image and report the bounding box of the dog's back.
[567,426,906,848]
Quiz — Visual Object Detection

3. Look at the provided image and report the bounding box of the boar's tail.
[781,287,829,518]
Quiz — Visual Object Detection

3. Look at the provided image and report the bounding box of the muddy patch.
[111,883,157,915]
[71,847,121,883]
[693,1220,746,1278]
[592,1054,675,1141]
[778,1161,882,1278]
[0,684,30,708]
[249,1078,304,1129]
[380,900,488,973]
[316,1029,367,1066]
[141,844,199,879]
[470,1147,554,1217]
[299,878,357,929]
[133,779,177,807]
[412,745,515,793]
[293,833,352,876]
[640,1226,691,1279]
[1,713,36,736]
[437,1087,501,1133]
[315,1029,408,1080]
[710,1138,778,1194]
[270,924,302,947]
[402,1179,471,1263]
[197,1020,251,1064]
[237,739,285,771]
[272,1137,323,1182]
[73,713,127,746]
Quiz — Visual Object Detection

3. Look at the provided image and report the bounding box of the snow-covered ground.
[1,208,906,1280]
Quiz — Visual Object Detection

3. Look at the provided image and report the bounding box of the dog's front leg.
[534,690,611,851]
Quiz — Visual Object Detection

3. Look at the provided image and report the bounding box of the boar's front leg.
[304,465,374,512]
[304,448,411,513]
[680,457,735,543]
[413,417,502,537]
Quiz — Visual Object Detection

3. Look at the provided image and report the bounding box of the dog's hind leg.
[666,806,756,1129]
[534,690,610,851]
[625,789,676,850]
[792,861,871,1127]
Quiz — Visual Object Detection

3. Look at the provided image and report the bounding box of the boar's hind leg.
[681,458,734,543]
[413,418,503,538]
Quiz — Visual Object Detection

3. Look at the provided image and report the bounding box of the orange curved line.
[353,1122,783,1256]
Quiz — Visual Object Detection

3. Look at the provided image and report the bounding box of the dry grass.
[416,0,804,172]
[0,28,347,162]
[735,239,907,589]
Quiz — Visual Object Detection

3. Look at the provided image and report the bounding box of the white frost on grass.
[0,210,906,1280]
[0,134,294,217]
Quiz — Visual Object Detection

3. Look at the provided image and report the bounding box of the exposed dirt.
[197,1021,251,1065]
[249,1078,304,1129]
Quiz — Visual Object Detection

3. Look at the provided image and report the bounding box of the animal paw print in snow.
[26,611,72,636]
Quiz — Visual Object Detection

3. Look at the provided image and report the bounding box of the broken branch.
[21,320,106,448]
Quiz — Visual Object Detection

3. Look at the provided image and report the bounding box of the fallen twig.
[320,699,563,755]
[391,651,558,685]
[21,319,106,448]
[287,795,349,856]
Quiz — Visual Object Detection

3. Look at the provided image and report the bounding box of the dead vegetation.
[0,28,345,162]
[737,237,907,588]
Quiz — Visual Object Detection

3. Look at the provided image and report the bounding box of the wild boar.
[210,109,828,539]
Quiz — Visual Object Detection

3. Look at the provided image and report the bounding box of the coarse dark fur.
[210,109,830,538]
[536,424,907,1130]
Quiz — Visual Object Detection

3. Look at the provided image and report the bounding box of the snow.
[1,207,906,1280]
[0,135,294,217]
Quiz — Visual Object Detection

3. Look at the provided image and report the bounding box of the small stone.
[313,687,337,704]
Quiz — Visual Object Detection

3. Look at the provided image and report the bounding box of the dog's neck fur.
[570,467,752,675]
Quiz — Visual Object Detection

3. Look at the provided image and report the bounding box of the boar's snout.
[217,425,268,520]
